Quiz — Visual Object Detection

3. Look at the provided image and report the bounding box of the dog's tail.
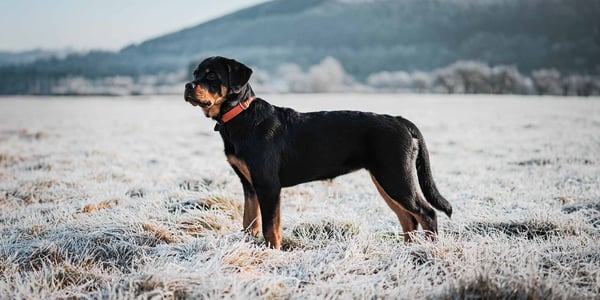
[400,118,452,218]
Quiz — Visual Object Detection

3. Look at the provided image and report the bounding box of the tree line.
[2,57,597,96]
[263,58,600,96]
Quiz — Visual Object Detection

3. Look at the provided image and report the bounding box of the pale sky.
[0,0,269,52]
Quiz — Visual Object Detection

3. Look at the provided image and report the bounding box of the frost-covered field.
[0,94,598,299]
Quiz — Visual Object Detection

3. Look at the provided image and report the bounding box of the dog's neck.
[215,83,255,123]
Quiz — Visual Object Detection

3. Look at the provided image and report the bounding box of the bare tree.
[307,57,348,93]
[448,61,493,94]
[490,65,529,94]
[278,63,309,93]
[433,68,462,94]
[366,71,412,91]
[532,69,562,95]
[411,71,431,93]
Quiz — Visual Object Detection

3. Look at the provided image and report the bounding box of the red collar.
[220,96,255,123]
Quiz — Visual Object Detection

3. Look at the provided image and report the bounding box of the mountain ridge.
[1,0,598,94]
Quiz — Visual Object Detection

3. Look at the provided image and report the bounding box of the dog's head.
[184,56,253,118]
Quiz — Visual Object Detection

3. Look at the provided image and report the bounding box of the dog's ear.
[223,58,253,94]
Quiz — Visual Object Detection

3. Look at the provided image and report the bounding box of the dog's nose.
[185,82,196,90]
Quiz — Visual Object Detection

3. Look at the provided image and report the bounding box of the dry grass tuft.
[170,196,242,215]
[562,202,600,229]
[28,225,46,235]
[28,241,66,270]
[201,195,243,215]
[168,199,208,213]
[280,236,304,251]
[173,197,245,237]
[513,157,594,167]
[178,178,212,191]
[126,188,146,198]
[556,195,578,204]
[5,179,64,205]
[0,257,5,274]
[52,263,105,291]
[441,273,567,300]
[292,219,360,241]
[0,153,25,167]
[562,202,600,214]
[142,223,180,244]
[18,129,50,140]
[461,219,579,239]
[24,162,52,171]
[134,275,192,299]
[82,199,119,213]
[176,209,244,236]
[514,158,553,166]
[224,248,270,271]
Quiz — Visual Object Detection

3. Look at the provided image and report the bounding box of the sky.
[0,0,269,52]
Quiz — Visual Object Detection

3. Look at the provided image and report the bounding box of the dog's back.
[269,103,451,220]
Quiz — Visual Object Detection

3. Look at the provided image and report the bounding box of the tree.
[307,57,348,93]
[447,61,493,94]
[433,67,462,94]
[278,63,309,93]
[490,65,530,94]
[366,71,412,91]
[411,71,431,93]
[532,69,562,95]
[278,57,355,93]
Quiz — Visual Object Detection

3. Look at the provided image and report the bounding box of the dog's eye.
[206,73,217,81]
[193,70,199,77]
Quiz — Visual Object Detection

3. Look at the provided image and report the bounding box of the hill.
[0,49,77,66]
[1,0,598,94]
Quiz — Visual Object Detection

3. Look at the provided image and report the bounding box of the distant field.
[0,94,598,298]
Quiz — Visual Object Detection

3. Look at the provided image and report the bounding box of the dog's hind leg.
[369,138,438,240]
[370,174,418,242]
[370,171,438,240]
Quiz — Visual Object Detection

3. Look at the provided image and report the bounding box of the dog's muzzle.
[184,82,211,107]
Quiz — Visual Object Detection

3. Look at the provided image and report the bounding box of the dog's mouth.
[185,95,212,108]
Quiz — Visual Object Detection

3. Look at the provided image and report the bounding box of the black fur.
[185,56,451,248]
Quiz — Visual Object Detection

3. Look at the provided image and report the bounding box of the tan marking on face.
[194,85,227,118]
[370,174,418,242]
[227,155,252,184]
[263,202,281,249]
[243,194,261,237]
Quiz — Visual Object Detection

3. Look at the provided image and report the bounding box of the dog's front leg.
[254,182,282,249]
[241,181,261,236]
[228,156,261,236]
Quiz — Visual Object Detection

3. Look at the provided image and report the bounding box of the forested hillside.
[1,0,598,94]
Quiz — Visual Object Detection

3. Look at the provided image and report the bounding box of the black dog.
[184,56,452,249]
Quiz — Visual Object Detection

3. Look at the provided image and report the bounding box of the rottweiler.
[184,56,452,249]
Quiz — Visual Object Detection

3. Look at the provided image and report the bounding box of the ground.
[0,94,598,299]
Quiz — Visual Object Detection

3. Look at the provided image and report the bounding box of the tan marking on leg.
[243,193,261,236]
[263,202,282,249]
[370,174,418,242]
[227,155,252,184]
